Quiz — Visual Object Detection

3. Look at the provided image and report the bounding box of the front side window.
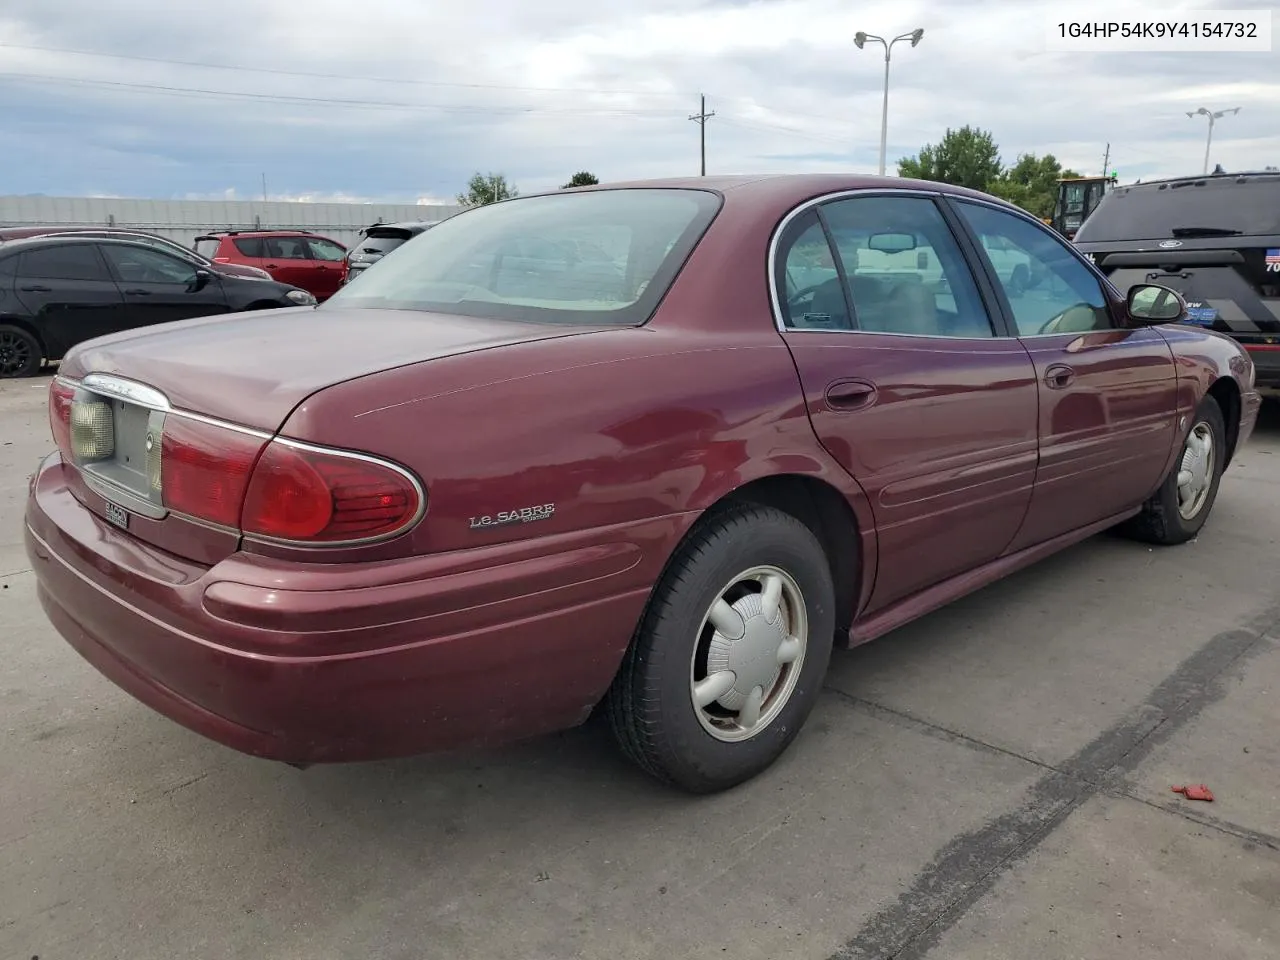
[101,244,198,285]
[307,238,346,261]
[324,189,721,326]
[955,201,1113,336]
[18,244,110,281]
[821,195,996,338]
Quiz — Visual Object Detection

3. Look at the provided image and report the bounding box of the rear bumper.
[26,454,680,763]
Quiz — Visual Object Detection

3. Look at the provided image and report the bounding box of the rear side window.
[18,244,110,281]
[265,237,308,260]
[194,238,222,258]
[233,237,267,258]
[1077,177,1280,241]
[325,188,722,326]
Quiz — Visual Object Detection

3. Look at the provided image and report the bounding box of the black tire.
[606,503,836,794]
[0,324,42,379]
[1121,395,1227,545]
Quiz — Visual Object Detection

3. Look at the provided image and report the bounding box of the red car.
[192,230,347,301]
[25,175,1261,793]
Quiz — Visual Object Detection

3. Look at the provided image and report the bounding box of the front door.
[949,199,1179,549]
[776,193,1040,612]
[13,242,127,359]
[98,243,232,327]
[304,236,348,301]
[263,236,317,293]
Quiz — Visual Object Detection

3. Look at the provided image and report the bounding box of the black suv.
[342,220,440,286]
[1074,170,1280,395]
[0,235,316,378]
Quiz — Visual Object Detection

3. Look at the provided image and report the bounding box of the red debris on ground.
[1171,784,1215,802]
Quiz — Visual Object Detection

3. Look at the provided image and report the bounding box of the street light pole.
[1186,106,1240,175]
[855,27,924,176]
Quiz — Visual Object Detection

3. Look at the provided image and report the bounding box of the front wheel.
[606,503,836,794]
[1121,395,1227,545]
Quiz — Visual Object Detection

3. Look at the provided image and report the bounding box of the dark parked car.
[0,226,273,280]
[26,175,1260,793]
[341,220,441,286]
[1073,170,1280,396]
[0,236,316,377]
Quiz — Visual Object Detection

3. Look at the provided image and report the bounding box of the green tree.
[987,153,1081,219]
[897,125,1003,192]
[562,171,600,188]
[457,172,518,207]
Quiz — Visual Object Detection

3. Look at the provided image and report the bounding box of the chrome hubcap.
[690,565,807,743]
[1176,421,1215,520]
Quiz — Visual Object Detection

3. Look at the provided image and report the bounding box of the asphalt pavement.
[2,370,1278,960]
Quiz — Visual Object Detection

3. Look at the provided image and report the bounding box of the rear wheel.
[0,324,41,379]
[1121,395,1226,545]
[607,503,835,793]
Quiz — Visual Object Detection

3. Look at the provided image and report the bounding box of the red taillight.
[161,417,266,528]
[241,441,421,543]
[49,380,74,457]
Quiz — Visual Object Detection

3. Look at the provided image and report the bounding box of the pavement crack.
[827,601,1280,960]
[823,687,1061,775]
[1110,788,1280,852]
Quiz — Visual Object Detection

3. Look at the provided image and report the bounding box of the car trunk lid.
[54,306,609,564]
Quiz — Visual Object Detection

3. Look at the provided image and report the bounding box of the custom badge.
[1265,248,1280,273]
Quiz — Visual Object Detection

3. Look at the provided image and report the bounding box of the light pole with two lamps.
[1186,106,1240,175]
[854,27,924,176]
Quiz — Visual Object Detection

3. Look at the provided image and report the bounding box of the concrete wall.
[0,196,466,248]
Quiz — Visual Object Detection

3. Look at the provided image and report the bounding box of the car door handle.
[825,379,878,411]
[20,284,51,293]
[123,288,152,296]
[1044,364,1075,389]
[265,263,280,268]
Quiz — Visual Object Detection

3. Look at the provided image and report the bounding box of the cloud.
[0,0,1275,201]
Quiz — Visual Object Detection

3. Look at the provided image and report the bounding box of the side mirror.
[192,268,212,291]
[1127,283,1186,324]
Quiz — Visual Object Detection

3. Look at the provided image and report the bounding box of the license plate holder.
[104,501,130,530]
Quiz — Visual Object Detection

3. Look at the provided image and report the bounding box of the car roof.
[1113,169,1280,190]
[0,234,188,254]
[530,173,1012,210]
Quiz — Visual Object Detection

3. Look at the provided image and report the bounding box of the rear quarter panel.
[273,325,875,570]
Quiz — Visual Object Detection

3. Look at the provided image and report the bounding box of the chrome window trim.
[767,187,1125,342]
[767,187,1002,342]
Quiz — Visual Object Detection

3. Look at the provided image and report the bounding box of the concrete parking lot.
[2,371,1278,960]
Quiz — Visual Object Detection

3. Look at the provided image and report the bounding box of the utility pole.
[261,173,268,202]
[1101,143,1110,178]
[689,94,715,176]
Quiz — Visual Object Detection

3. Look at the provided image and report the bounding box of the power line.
[0,41,691,98]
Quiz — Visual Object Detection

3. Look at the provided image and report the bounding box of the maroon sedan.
[24,175,1262,793]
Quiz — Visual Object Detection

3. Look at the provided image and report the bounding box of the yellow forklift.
[1049,175,1117,240]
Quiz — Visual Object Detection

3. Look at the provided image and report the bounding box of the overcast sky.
[0,0,1276,204]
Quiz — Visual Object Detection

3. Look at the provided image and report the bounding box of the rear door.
[776,192,1040,611]
[13,242,127,358]
[99,242,231,326]
[951,198,1179,549]
[303,236,347,300]
[261,236,315,291]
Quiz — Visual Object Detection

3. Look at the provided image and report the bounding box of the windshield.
[1076,177,1280,242]
[323,188,721,325]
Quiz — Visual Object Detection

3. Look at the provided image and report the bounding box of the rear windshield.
[323,189,722,326]
[1076,177,1280,242]
[351,230,414,256]
[193,238,221,258]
